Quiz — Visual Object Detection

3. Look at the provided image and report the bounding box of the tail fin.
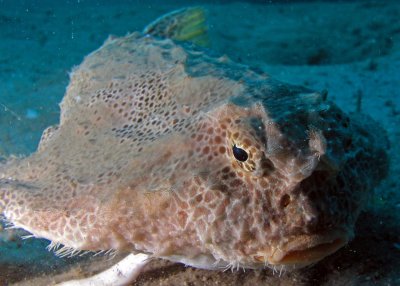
[143,7,210,47]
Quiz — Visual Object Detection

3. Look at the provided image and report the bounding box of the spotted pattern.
[0,32,388,269]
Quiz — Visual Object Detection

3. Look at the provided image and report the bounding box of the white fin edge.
[56,253,150,286]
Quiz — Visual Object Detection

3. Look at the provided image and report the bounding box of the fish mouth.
[255,231,348,268]
[273,237,347,266]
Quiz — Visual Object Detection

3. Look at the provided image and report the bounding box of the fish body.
[0,7,388,283]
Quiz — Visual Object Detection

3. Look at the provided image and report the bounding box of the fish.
[0,7,388,285]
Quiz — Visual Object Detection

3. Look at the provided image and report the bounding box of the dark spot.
[280,194,291,208]
[344,138,352,150]
[261,157,275,175]
[230,179,243,188]
[222,166,230,173]
[232,145,248,162]
[307,48,329,65]
[214,136,222,144]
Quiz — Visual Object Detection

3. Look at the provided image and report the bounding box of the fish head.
[170,84,388,269]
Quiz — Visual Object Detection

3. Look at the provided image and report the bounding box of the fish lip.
[262,230,349,267]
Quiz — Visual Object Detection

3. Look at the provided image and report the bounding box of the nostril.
[261,157,275,175]
[280,194,291,209]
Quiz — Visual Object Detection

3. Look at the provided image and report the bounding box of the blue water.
[0,1,399,285]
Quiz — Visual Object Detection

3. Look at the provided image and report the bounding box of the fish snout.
[254,230,348,268]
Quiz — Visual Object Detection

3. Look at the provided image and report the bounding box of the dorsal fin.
[143,7,210,47]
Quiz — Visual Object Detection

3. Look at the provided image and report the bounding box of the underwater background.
[0,0,399,285]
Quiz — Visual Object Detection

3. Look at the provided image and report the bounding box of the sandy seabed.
[0,0,399,285]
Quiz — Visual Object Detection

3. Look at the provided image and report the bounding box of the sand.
[0,0,399,285]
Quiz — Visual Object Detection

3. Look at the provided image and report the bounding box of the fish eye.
[232,144,248,162]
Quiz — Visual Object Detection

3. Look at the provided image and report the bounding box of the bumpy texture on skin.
[0,32,388,269]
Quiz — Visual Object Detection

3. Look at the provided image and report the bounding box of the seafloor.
[0,0,399,285]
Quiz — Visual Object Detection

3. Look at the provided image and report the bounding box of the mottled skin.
[0,32,388,271]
